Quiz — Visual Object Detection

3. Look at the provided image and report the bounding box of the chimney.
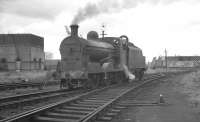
[70,24,79,36]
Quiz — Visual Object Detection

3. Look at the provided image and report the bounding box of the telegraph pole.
[165,49,167,72]
[101,24,107,38]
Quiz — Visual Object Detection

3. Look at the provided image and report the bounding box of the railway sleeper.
[44,112,84,119]
[119,100,158,104]
[52,108,90,115]
[90,94,118,97]
[61,106,95,111]
[75,101,104,106]
[113,106,127,109]
[85,98,113,101]
[69,103,100,108]
[33,116,76,122]
[89,95,116,97]
[96,108,121,121]
[105,112,118,117]
[96,106,125,121]
[82,99,109,103]
[97,116,113,121]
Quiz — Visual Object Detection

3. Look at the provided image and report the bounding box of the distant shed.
[151,56,200,69]
[44,59,60,71]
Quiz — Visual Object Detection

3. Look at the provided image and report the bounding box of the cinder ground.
[0,85,61,98]
[111,71,200,122]
[0,69,183,97]
[0,71,54,83]
[0,71,61,97]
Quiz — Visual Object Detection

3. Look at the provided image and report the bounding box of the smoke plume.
[71,0,181,24]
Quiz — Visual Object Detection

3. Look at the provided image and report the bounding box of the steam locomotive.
[59,25,145,88]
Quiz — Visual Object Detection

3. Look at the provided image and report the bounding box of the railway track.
[0,73,160,109]
[0,88,85,109]
[0,80,59,91]
[0,72,167,91]
[1,73,164,122]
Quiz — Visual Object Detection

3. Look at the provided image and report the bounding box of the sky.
[0,0,200,62]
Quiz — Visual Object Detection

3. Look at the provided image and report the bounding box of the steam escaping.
[101,62,135,82]
[122,64,135,82]
[119,34,135,82]
[71,0,181,24]
[69,70,84,79]
[102,62,111,70]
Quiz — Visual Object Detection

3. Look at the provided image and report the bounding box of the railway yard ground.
[0,70,61,98]
[0,84,60,98]
[111,69,200,122]
[0,70,160,98]
[0,68,199,122]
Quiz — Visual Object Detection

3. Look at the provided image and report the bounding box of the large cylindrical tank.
[85,32,115,62]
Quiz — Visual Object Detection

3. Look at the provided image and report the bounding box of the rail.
[0,73,164,122]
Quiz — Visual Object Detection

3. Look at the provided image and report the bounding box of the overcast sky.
[0,0,200,62]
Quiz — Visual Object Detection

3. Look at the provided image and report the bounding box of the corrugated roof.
[0,34,44,49]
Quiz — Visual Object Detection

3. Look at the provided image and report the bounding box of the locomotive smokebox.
[70,24,79,36]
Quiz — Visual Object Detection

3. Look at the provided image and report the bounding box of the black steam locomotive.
[59,25,145,88]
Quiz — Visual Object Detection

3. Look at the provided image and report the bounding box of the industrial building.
[151,56,200,69]
[0,34,45,71]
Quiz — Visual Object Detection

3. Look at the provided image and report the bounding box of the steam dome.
[87,31,99,40]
